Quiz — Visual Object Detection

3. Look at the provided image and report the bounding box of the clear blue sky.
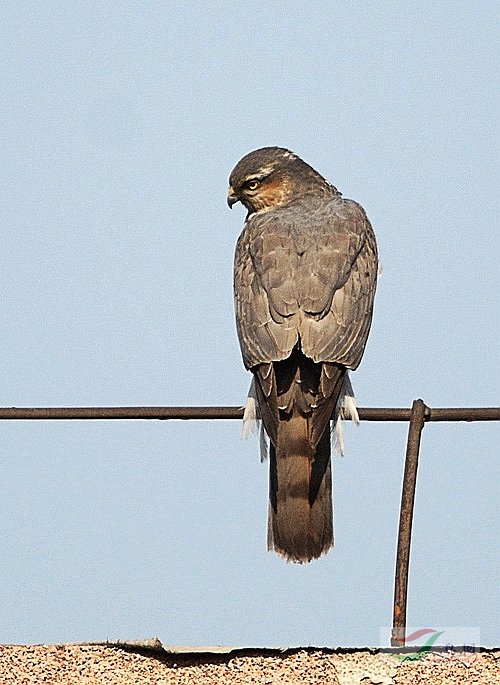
[0,1,498,647]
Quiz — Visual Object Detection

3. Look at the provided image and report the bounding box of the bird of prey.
[228,147,378,563]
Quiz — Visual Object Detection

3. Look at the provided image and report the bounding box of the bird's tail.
[267,412,333,563]
[251,352,352,562]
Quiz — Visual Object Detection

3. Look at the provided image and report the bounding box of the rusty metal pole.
[391,399,427,646]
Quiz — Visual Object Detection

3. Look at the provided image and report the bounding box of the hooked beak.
[227,185,239,208]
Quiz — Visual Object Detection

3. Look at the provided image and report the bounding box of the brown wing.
[298,199,378,368]
[234,197,378,371]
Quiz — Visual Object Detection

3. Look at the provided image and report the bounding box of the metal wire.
[0,405,498,420]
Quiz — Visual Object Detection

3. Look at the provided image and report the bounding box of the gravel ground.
[0,644,498,684]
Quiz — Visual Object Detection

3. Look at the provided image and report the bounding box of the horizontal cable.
[0,406,498,421]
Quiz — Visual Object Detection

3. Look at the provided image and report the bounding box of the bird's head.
[227,146,329,214]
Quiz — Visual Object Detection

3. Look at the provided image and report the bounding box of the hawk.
[228,147,378,563]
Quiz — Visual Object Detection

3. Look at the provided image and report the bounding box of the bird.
[228,147,378,563]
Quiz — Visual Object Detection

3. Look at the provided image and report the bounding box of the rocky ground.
[0,642,498,684]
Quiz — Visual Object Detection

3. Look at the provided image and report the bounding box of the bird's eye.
[246,179,259,191]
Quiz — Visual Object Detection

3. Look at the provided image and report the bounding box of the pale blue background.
[0,1,498,647]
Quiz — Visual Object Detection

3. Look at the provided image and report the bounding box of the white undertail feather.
[241,382,257,440]
[332,373,359,457]
[242,379,269,461]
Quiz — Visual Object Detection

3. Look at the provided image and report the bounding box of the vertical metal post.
[391,399,427,646]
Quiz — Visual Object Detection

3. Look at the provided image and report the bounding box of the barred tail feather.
[267,414,333,563]
[244,356,359,562]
